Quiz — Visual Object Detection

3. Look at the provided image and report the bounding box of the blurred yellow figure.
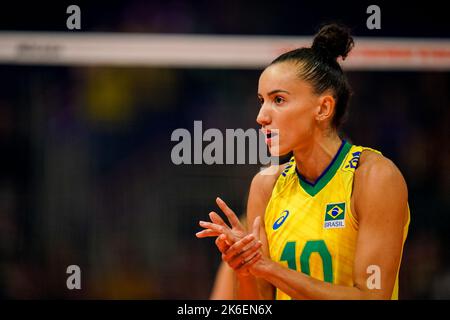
[209,215,247,300]
[210,262,235,300]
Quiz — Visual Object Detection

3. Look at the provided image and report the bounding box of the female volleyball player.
[196,23,410,300]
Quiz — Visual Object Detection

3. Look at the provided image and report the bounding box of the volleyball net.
[0,32,449,71]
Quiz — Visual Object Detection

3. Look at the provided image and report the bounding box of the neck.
[293,132,343,184]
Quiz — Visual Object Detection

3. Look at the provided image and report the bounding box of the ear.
[315,95,336,122]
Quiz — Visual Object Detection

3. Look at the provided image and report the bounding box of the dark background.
[0,0,449,299]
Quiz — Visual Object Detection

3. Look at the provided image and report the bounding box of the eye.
[258,96,264,106]
[274,96,285,105]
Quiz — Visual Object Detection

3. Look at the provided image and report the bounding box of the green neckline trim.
[296,140,352,197]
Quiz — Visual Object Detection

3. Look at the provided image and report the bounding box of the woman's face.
[257,61,322,156]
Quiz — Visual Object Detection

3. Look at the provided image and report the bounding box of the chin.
[268,145,290,157]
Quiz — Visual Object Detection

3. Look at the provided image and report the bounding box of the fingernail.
[199,221,206,225]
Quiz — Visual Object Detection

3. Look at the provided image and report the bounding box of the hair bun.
[311,23,354,61]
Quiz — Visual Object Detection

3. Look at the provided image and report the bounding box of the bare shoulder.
[250,163,289,199]
[246,163,289,222]
[355,150,407,190]
[353,150,408,222]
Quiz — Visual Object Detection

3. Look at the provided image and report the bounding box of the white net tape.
[0,32,449,70]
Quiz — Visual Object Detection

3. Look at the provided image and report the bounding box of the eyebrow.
[258,89,291,97]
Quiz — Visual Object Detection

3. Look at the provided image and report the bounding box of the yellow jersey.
[264,140,410,300]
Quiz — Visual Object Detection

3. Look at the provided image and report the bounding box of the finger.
[237,252,262,271]
[252,216,261,241]
[223,235,234,246]
[199,221,235,244]
[241,238,261,253]
[218,231,236,246]
[209,211,229,228]
[231,247,262,270]
[216,197,242,229]
[195,229,220,238]
[227,240,262,268]
[240,250,262,268]
[223,234,255,261]
[199,221,227,234]
[215,234,229,253]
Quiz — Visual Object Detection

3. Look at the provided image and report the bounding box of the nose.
[256,104,271,126]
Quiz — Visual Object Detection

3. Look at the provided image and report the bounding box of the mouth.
[263,129,279,147]
[264,129,278,140]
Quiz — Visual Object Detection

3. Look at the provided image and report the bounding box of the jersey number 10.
[280,240,333,283]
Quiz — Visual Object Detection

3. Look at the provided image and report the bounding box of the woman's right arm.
[236,166,282,299]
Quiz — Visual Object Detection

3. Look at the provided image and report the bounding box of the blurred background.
[0,0,449,299]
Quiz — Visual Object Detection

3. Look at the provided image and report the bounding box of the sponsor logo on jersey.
[324,203,346,229]
[273,210,289,230]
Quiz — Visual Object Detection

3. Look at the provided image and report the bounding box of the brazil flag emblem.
[324,203,346,229]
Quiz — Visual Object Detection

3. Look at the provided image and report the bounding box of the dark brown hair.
[270,23,354,129]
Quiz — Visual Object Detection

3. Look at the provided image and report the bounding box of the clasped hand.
[196,197,263,276]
